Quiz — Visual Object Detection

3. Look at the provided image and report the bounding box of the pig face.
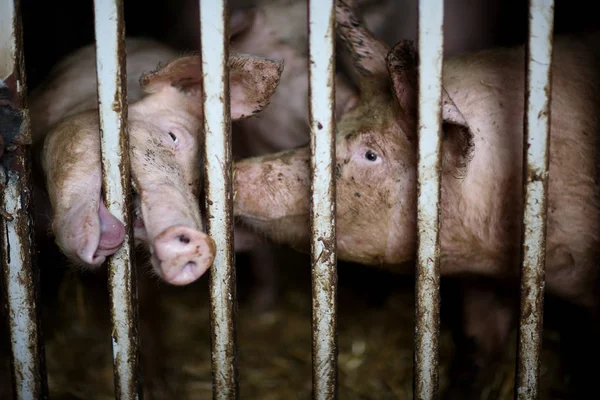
[42,54,283,285]
[233,0,473,267]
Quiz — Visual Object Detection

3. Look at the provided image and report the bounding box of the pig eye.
[168,132,178,143]
[365,150,378,162]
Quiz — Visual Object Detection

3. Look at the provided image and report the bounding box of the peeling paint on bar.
[199,1,239,399]
[414,0,444,398]
[515,0,554,398]
[0,0,49,399]
[93,1,141,399]
[308,0,338,399]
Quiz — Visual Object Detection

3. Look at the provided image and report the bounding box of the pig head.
[41,51,283,285]
[233,0,473,269]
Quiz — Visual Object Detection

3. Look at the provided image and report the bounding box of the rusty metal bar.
[308,0,338,399]
[93,1,141,399]
[0,0,49,399]
[199,0,239,399]
[515,0,555,398]
[414,0,444,398]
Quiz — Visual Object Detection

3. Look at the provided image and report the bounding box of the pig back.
[437,33,600,284]
[28,37,177,144]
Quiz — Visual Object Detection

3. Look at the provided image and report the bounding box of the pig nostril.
[185,261,196,270]
[178,235,190,244]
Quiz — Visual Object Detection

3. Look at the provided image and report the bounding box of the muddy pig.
[232,0,600,396]
[226,0,359,311]
[30,37,283,286]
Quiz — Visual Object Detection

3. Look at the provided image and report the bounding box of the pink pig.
[30,38,283,286]
[231,0,600,396]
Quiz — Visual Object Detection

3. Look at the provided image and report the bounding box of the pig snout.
[92,200,126,261]
[135,186,216,286]
[152,225,216,286]
[52,194,126,267]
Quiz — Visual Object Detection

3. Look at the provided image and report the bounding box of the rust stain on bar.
[515,0,554,398]
[308,0,338,399]
[414,0,444,399]
[199,1,239,398]
[0,0,49,398]
[93,0,141,399]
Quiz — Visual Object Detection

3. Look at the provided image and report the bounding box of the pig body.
[234,7,600,307]
[436,37,600,305]
[28,38,172,141]
[31,37,283,286]
[232,0,600,395]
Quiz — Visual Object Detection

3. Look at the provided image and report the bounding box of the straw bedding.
[1,245,574,399]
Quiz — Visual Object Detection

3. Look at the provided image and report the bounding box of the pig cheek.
[175,144,200,183]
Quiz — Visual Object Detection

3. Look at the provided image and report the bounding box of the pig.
[231,0,600,396]
[224,0,359,311]
[30,37,283,286]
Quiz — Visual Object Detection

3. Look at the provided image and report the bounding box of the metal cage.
[0,0,554,398]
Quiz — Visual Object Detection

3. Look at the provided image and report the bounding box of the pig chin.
[234,213,311,251]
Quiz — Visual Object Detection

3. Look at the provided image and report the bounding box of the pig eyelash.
[365,150,378,162]
[168,132,178,143]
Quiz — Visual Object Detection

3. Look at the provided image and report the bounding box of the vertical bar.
[199,1,238,399]
[308,1,338,399]
[414,0,444,399]
[0,0,49,398]
[515,0,554,398]
[93,1,141,399]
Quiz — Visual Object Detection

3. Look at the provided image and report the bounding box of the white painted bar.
[199,0,239,398]
[93,1,140,398]
[414,0,444,398]
[515,0,554,398]
[308,0,338,399]
[1,0,48,398]
[1,172,45,399]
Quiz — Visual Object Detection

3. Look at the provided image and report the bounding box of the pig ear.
[336,0,390,92]
[441,90,475,177]
[140,54,283,120]
[230,8,257,40]
[139,56,203,95]
[228,55,284,120]
[386,40,418,117]
[386,41,474,176]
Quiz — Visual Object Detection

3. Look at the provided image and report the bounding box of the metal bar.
[414,0,444,398]
[199,1,239,399]
[93,1,141,399]
[515,0,554,398]
[307,1,338,399]
[0,0,49,398]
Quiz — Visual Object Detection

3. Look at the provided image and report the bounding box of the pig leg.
[443,278,516,400]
